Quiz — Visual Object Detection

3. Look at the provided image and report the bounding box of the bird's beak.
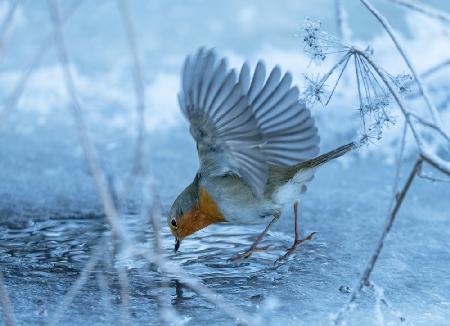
[174,237,181,253]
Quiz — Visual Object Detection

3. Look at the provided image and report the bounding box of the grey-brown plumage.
[266,142,355,194]
[168,47,355,256]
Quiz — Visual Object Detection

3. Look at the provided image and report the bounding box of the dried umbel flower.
[389,72,414,96]
[303,73,329,105]
[303,19,346,62]
[301,19,411,143]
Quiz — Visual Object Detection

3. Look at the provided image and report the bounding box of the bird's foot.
[228,244,272,262]
[274,232,316,265]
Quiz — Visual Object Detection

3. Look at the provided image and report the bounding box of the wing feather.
[179,48,321,197]
[241,62,320,166]
[179,49,267,197]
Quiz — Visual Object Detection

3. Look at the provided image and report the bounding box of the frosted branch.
[0,0,21,54]
[116,0,147,202]
[360,0,449,139]
[388,0,450,25]
[333,159,422,325]
[0,0,83,123]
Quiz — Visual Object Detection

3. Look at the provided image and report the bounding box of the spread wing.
[240,61,320,165]
[178,48,320,198]
[178,48,267,197]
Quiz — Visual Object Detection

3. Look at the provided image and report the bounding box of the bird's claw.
[274,232,316,265]
[228,244,272,262]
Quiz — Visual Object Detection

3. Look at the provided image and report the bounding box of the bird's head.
[168,175,225,252]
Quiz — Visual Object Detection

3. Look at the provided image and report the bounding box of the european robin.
[168,48,354,261]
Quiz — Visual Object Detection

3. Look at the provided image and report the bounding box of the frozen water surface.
[0,0,450,325]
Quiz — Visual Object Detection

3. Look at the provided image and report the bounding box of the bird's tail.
[280,142,356,183]
[296,142,356,170]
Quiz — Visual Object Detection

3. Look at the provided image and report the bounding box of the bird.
[167,47,354,262]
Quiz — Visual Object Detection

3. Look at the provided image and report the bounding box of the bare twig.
[418,171,450,183]
[0,271,15,326]
[333,159,422,325]
[406,59,450,99]
[408,111,450,142]
[47,0,127,243]
[421,151,450,176]
[0,0,20,55]
[388,0,450,25]
[360,0,449,138]
[369,281,406,323]
[334,0,350,42]
[47,2,132,323]
[0,0,83,123]
[422,59,450,80]
[116,0,147,201]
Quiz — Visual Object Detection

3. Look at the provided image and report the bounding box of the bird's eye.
[171,219,177,228]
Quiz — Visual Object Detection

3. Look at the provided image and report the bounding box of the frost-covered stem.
[116,0,147,201]
[408,111,450,143]
[406,59,450,100]
[421,151,450,176]
[388,0,450,24]
[0,0,20,52]
[47,2,131,322]
[359,0,448,137]
[388,120,407,210]
[356,49,450,177]
[334,0,345,40]
[334,159,422,325]
[319,52,352,86]
[49,239,105,326]
[422,59,450,79]
[47,0,127,245]
[0,271,15,326]
[0,0,82,123]
[418,172,450,183]
[147,195,182,324]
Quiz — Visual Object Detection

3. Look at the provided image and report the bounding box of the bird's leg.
[274,201,316,264]
[229,211,280,261]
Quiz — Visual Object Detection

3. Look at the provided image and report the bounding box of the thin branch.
[333,159,422,325]
[47,3,132,323]
[0,271,15,326]
[0,0,20,55]
[408,111,450,142]
[421,151,450,176]
[388,0,450,24]
[0,0,83,123]
[334,0,350,42]
[325,52,351,105]
[116,0,147,202]
[355,48,450,180]
[360,0,449,139]
[405,59,450,99]
[47,0,127,243]
[418,171,450,183]
[422,59,450,79]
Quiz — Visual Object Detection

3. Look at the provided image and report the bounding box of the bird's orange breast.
[177,187,226,238]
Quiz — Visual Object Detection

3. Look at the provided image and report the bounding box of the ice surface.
[0,1,449,325]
